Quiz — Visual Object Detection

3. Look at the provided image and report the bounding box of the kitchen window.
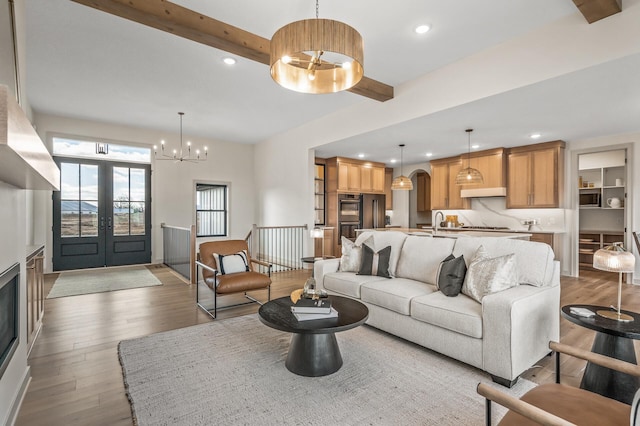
[196,183,228,237]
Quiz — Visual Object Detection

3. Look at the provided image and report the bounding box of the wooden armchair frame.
[478,341,640,426]
[195,240,272,319]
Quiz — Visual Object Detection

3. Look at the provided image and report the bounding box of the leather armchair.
[477,341,640,425]
[196,239,272,318]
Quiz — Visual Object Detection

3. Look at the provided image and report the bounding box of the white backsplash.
[433,197,567,232]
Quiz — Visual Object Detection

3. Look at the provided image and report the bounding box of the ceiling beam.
[572,0,621,23]
[70,0,394,102]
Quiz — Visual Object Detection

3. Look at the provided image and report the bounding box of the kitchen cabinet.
[430,158,469,210]
[416,172,431,212]
[465,148,506,189]
[314,227,335,258]
[26,245,45,355]
[326,157,386,194]
[385,168,393,210]
[507,141,565,208]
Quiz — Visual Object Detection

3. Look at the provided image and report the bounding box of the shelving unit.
[314,163,325,225]
[578,231,624,269]
[579,164,625,210]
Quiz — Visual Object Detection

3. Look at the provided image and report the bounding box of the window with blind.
[196,184,228,237]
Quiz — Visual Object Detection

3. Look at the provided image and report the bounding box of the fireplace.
[0,263,19,379]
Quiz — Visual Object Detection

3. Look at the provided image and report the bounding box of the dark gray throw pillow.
[357,244,391,278]
[437,254,467,297]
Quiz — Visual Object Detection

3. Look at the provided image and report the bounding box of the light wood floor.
[15,265,640,425]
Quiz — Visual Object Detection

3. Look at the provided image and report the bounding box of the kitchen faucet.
[434,211,444,235]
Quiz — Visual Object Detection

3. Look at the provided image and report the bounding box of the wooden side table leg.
[580,331,640,404]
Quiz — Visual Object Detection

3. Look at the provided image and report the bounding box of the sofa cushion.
[462,246,518,303]
[395,236,456,284]
[436,254,467,297]
[452,237,555,287]
[323,272,388,299]
[356,231,408,277]
[361,278,436,315]
[411,292,483,338]
[357,244,391,278]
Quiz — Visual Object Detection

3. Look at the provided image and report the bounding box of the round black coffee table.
[561,304,640,404]
[258,295,368,377]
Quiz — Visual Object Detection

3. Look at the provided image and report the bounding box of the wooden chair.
[195,239,271,319]
[477,341,640,426]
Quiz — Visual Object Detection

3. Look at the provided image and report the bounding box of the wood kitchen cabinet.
[26,245,45,355]
[430,158,469,210]
[416,172,431,212]
[385,168,393,209]
[465,148,507,189]
[326,157,386,194]
[507,141,565,208]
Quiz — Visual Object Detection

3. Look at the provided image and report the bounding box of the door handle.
[107,217,112,230]
[100,216,105,230]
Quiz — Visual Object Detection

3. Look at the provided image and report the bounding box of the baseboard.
[3,366,30,426]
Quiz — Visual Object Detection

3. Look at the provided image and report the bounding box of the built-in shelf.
[314,163,325,225]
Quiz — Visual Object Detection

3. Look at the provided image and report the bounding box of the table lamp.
[310,227,324,260]
[593,242,636,322]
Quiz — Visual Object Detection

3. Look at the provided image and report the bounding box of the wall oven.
[338,194,362,243]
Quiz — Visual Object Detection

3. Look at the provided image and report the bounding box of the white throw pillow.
[213,250,249,275]
[462,245,518,303]
[339,236,372,272]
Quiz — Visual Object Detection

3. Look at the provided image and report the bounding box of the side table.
[561,304,640,404]
[301,256,335,277]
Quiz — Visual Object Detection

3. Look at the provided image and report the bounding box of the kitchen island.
[358,228,532,240]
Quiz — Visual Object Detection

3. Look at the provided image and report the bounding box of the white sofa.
[314,231,560,386]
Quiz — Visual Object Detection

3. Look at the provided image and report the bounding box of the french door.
[53,157,151,271]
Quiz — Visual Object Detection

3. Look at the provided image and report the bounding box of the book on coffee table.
[291,298,331,314]
[293,307,339,321]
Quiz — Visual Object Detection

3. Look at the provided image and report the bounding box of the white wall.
[33,113,257,270]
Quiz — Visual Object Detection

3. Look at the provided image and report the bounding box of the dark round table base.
[581,332,640,405]
[286,332,343,377]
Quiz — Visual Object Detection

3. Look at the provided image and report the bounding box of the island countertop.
[359,228,532,239]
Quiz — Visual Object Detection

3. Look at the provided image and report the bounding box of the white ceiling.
[24,0,639,166]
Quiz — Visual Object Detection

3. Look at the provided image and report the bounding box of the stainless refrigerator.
[361,194,386,230]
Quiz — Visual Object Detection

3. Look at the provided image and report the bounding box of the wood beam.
[572,0,621,24]
[70,0,394,102]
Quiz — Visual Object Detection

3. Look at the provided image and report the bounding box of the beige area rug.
[118,315,536,426]
[47,265,162,298]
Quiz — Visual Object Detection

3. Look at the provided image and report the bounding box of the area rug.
[47,265,162,298]
[118,315,536,425]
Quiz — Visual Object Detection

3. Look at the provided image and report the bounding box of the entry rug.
[119,315,536,426]
[47,265,162,298]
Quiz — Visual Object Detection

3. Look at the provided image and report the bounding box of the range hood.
[0,85,59,190]
[460,187,507,198]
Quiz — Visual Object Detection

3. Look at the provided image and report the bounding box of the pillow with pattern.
[357,244,392,278]
[339,236,372,272]
[213,250,250,275]
[462,245,518,303]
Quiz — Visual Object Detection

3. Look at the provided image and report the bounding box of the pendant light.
[455,129,483,185]
[391,144,413,191]
[270,0,364,94]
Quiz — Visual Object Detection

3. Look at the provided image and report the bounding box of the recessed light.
[530,133,542,139]
[471,144,479,149]
[426,153,433,157]
[357,153,365,158]
[390,159,397,164]
[223,57,236,65]
[415,24,431,34]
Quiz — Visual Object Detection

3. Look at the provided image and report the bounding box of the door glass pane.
[61,202,79,237]
[130,202,145,235]
[60,163,79,200]
[113,201,130,236]
[80,203,98,237]
[113,167,130,202]
[130,169,145,202]
[80,164,98,200]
